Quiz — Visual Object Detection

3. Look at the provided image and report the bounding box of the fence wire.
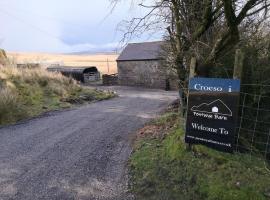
[236,84,270,163]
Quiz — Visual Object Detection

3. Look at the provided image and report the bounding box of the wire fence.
[236,84,270,163]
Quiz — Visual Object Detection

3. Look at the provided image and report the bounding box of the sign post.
[185,78,240,153]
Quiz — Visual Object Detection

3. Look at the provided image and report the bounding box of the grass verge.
[130,111,270,200]
[0,65,114,125]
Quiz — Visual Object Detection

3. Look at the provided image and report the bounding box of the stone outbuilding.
[117,41,177,90]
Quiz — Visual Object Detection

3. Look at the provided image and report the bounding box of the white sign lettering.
[191,123,229,135]
[194,84,223,92]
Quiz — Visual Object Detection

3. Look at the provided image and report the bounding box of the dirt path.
[0,86,178,200]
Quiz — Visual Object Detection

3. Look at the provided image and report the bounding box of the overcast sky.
[0,0,162,53]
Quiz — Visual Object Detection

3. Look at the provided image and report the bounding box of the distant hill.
[66,49,119,55]
[7,52,118,75]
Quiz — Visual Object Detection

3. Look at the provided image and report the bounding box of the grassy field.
[7,52,118,75]
[130,111,270,200]
[0,64,114,126]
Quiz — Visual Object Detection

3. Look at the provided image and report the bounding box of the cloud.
[0,0,68,52]
[67,42,119,53]
[0,0,162,53]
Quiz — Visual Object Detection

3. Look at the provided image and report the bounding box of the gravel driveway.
[0,86,178,200]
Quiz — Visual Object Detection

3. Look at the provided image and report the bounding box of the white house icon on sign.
[191,99,233,116]
[212,107,219,113]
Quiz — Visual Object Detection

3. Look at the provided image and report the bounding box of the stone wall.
[17,63,41,69]
[102,74,118,85]
[167,74,179,91]
[117,60,168,89]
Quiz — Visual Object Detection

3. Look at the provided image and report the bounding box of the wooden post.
[233,49,244,79]
[180,57,196,116]
[107,58,110,74]
[233,49,244,153]
[189,57,197,79]
[186,57,197,151]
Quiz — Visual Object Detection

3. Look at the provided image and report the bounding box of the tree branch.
[236,0,260,24]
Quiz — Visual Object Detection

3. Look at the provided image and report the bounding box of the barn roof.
[47,66,98,73]
[117,41,165,61]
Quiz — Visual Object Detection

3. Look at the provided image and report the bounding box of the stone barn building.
[117,41,177,90]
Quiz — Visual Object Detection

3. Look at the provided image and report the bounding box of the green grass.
[130,112,270,200]
[0,65,114,125]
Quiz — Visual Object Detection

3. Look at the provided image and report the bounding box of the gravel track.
[0,86,178,200]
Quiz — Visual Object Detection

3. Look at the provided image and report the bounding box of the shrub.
[0,88,25,124]
[0,64,113,125]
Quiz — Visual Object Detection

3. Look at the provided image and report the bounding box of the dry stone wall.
[117,60,168,89]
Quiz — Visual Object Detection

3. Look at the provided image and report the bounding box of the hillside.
[0,64,114,125]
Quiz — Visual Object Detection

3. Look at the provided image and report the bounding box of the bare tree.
[112,0,270,116]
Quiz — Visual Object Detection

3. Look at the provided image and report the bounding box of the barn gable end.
[117,41,175,90]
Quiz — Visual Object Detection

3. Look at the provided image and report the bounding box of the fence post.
[186,57,197,151]
[233,49,244,79]
[233,49,244,153]
[265,130,270,161]
[107,58,110,74]
[189,57,196,79]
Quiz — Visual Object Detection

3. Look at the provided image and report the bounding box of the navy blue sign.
[185,78,240,153]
